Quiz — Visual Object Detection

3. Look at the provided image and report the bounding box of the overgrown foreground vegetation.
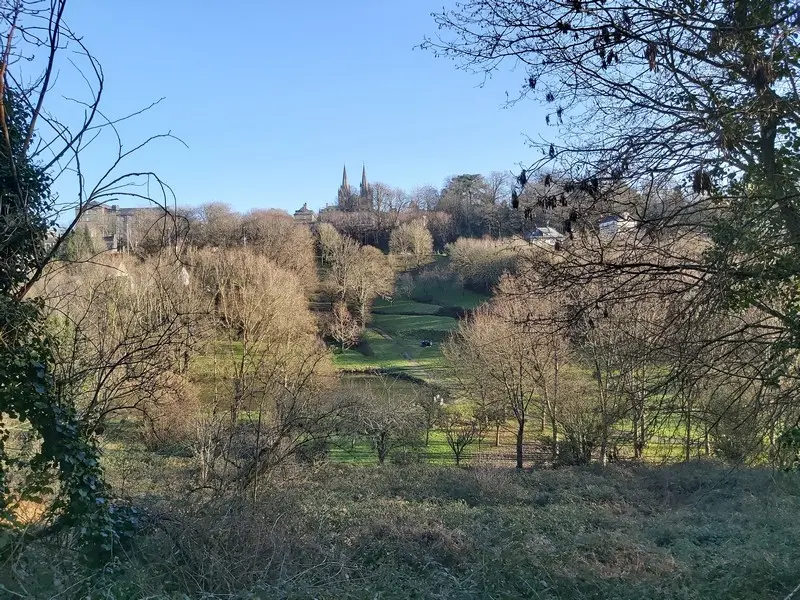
[2,462,798,599]
[3,0,800,598]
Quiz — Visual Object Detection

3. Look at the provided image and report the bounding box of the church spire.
[338,164,352,209]
[359,163,370,200]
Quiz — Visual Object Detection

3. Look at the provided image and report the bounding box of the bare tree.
[417,388,445,446]
[192,248,337,493]
[486,172,511,206]
[497,276,571,461]
[440,410,479,466]
[327,301,360,351]
[349,374,425,465]
[424,0,800,445]
[317,222,342,265]
[350,245,395,328]
[444,298,540,469]
[188,203,244,248]
[241,209,317,287]
[0,0,187,543]
[389,218,434,266]
[410,185,440,211]
[39,254,203,437]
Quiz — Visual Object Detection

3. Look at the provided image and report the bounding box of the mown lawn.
[332,299,456,383]
[372,298,442,315]
[370,312,457,341]
[413,283,489,310]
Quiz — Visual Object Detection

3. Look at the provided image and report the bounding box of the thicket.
[5,462,800,599]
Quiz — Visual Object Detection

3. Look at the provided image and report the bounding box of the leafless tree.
[424,0,800,453]
[348,374,425,465]
[326,301,360,351]
[444,299,541,469]
[389,218,434,267]
[191,248,338,494]
[417,387,445,447]
[440,410,479,466]
[497,276,571,461]
[241,209,318,288]
[410,185,440,211]
[0,1,183,300]
[350,245,395,328]
[37,253,204,437]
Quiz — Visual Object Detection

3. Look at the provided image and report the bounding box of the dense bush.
[445,237,523,292]
[5,463,800,599]
[410,264,464,303]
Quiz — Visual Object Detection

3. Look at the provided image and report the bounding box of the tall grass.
[5,462,800,599]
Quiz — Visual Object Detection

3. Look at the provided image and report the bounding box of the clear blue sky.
[53,0,546,214]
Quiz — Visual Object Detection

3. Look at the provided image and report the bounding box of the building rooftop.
[530,226,564,238]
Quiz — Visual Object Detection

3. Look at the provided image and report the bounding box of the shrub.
[295,438,330,465]
[411,265,463,303]
[139,373,199,454]
[445,237,522,292]
[390,447,426,466]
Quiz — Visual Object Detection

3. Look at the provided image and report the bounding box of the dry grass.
[3,461,800,599]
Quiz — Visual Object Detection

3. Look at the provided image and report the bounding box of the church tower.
[337,165,352,209]
[359,163,372,210]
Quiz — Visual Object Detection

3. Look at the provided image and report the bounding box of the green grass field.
[371,298,443,315]
[418,284,487,310]
[327,430,455,466]
[331,292,469,383]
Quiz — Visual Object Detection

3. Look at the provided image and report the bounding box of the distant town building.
[337,164,372,211]
[75,201,167,251]
[292,203,317,225]
[526,225,565,246]
[599,212,638,237]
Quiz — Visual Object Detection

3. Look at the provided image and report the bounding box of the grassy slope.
[10,462,800,599]
[332,250,488,380]
[331,283,488,382]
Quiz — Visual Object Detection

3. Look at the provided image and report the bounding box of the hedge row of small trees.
[445,251,800,469]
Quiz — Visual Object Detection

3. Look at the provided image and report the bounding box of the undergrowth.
[2,461,799,599]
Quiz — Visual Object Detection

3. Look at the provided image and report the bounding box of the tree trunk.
[515,419,525,469]
[495,423,500,447]
[425,426,430,447]
[685,406,692,463]
[377,432,387,464]
[253,406,262,506]
[599,416,609,467]
[600,435,608,466]
[638,412,646,458]
[552,355,560,463]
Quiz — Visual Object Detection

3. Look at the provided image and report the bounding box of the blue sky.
[51,0,547,214]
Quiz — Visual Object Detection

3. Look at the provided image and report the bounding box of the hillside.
[7,462,800,599]
[331,266,488,385]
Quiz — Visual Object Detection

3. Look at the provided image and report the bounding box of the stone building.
[292,203,317,225]
[75,201,167,251]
